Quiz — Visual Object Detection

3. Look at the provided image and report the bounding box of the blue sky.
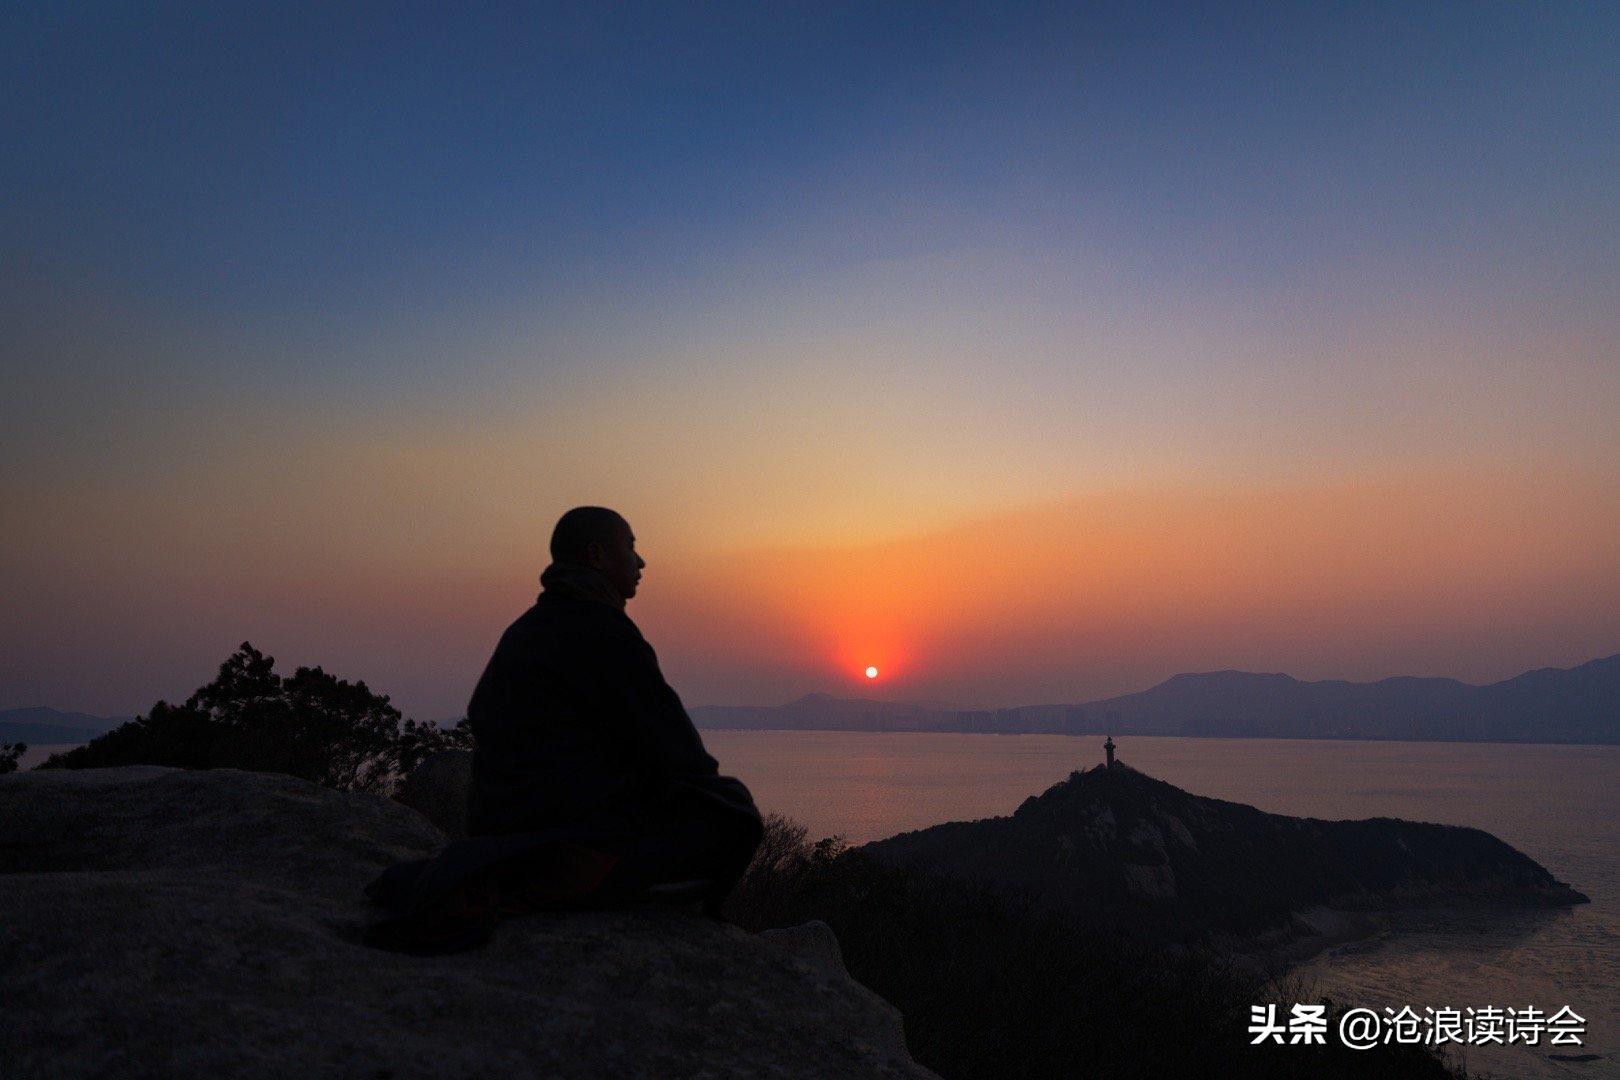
[10,3,1613,323]
[4,3,1617,716]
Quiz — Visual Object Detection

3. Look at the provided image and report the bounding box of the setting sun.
[864,666,879,679]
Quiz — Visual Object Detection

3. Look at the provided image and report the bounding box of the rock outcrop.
[864,763,1588,943]
[0,767,934,1079]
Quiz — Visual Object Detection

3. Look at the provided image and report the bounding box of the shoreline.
[1239,906,1394,973]
[1239,898,1583,977]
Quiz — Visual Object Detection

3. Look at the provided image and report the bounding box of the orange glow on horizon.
[646,465,1620,707]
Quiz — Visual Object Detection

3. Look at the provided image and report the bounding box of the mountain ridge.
[0,707,132,746]
[862,761,1588,945]
[14,655,1617,746]
[690,653,1620,743]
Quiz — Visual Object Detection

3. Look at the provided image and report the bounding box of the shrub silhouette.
[40,643,469,793]
[0,742,23,774]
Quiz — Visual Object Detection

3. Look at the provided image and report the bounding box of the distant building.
[1104,735,1116,769]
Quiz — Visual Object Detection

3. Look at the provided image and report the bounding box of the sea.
[704,731,1619,1080]
[18,734,1616,1077]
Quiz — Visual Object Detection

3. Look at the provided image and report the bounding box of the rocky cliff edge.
[0,766,934,1079]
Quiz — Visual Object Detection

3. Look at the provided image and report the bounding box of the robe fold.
[365,563,762,952]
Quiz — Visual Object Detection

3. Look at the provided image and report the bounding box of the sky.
[3,3,1618,719]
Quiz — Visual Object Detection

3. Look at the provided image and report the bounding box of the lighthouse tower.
[1104,735,1116,769]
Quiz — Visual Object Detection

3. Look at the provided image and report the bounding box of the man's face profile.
[589,520,645,601]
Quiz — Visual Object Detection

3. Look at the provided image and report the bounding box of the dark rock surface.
[864,763,1588,943]
[0,767,934,1079]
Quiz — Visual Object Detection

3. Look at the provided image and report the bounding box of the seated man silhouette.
[366,507,763,953]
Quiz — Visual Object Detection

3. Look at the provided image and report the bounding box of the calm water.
[706,731,1620,1080]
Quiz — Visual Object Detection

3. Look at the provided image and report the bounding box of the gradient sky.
[4,3,1617,718]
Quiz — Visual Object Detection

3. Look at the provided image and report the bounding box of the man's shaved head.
[550,506,629,565]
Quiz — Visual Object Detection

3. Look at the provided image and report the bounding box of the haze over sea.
[707,731,1619,1080]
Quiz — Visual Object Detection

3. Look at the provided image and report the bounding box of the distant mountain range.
[692,654,1620,744]
[0,708,133,747]
[10,653,1616,747]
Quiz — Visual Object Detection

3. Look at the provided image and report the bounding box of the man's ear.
[584,539,604,569]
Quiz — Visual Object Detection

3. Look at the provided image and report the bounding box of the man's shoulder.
[511,594,641,644]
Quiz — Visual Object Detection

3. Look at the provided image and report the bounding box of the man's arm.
[590,614,761,823]
[606,623,720,778]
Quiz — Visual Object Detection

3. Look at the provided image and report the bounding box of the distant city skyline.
[4,4,1617,718]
